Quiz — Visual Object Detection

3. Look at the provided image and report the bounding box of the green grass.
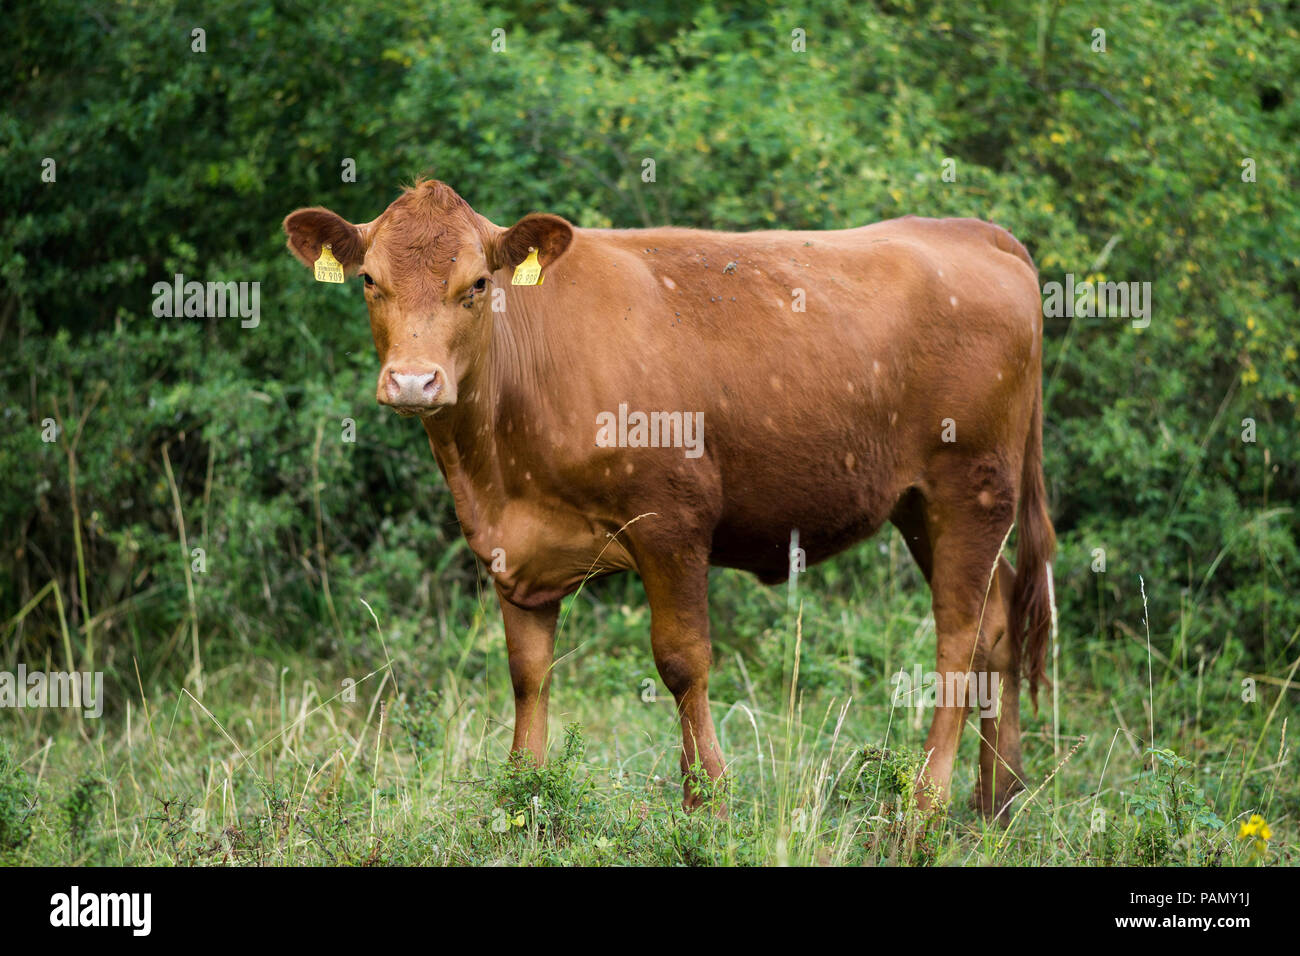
[0,542,1293,867]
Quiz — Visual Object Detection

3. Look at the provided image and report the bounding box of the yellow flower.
[1238,814,1272,855]
[511,811,526,828]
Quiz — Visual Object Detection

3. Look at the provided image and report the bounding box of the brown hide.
[284,180,1056,817]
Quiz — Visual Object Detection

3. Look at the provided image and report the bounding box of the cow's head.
[284,179,572,416]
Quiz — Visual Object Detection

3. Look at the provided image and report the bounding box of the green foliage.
[393,688,444,765]
[1093,748,1231,866]
[841,746,921,802]
[835,746,943,865]
[488,723,598,841]
[3,0,1295,697]
[0,741,36,852]
[61,774,105,857]
[1133,749,1227,834]
[654,780,757,866]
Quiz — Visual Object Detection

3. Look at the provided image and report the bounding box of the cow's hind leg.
[976,558,1027,821]
[914,457,1019,814]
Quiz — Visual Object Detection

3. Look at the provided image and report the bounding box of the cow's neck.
[419,292,558,545]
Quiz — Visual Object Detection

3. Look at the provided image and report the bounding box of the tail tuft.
[1010,376,1056,710]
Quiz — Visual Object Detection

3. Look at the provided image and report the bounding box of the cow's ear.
[283,207,367,274]
[493,213,573,273]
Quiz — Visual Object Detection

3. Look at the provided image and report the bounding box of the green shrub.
[0,742,36,852]
[1,0,1295,722]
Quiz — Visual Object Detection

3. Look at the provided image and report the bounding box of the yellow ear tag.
[511,247,544,286]
[314,243,345,283]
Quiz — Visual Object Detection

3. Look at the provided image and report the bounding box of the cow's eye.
[462,277,489,307]
[361,272,375,287]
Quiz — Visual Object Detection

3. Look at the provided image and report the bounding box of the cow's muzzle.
[377,364,453,415]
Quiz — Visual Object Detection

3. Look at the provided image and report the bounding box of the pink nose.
[382,367,444,407]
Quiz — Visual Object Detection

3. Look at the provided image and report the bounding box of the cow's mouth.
[390,404,444,418]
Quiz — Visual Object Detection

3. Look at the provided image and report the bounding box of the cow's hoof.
[975,784,1025,823]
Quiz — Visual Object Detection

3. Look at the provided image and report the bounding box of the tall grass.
[0,526,1290,865]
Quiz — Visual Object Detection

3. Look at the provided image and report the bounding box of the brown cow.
[284,179,1055,818]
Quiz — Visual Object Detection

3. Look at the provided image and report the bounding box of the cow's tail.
[1010,380,1056,712]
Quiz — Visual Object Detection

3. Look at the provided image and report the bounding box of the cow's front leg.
[498,587,559,765]
[638,551,725,809]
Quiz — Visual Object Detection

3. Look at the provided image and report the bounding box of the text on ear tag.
[511,247,544,286]
[314,243,345,283]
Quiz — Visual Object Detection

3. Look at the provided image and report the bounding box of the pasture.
[2,545,1293,866]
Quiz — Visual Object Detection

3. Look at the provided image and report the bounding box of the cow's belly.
[701,406,913,581]
[710,475,900,583]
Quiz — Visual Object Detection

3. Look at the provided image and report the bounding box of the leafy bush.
[1095,748,1230,866]
[0,742,35,852]
[488,723,598,841]
[1,0,1295,717]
